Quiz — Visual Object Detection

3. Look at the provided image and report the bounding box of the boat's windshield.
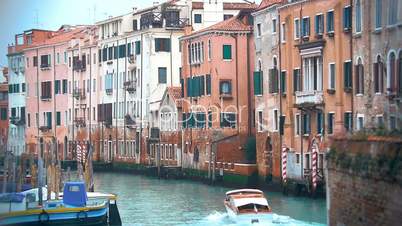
[237,203,271,214]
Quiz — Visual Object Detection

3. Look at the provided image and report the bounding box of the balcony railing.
[40,95,52,101]
[73,60,86,72]
[166,18,189,29]
[124,80,136,93]
[40,64,51,70]
[10,116,25,126]
[73,88,86,100]
[295,90,324,107]
[74,117,86,127]
[39,125,51,132]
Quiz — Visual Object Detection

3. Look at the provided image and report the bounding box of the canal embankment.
[327,136,402,226]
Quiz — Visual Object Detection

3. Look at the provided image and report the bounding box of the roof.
[182,12,253,39]
[256,0,284,11]
[27,25,95,48]
[166,86,182,108]
[223,2,257,10]
[192,2,204,9]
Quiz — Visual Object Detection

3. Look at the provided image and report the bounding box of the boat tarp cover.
[233,198,269,207]
[0,193,25,203]
[63,182,87,207]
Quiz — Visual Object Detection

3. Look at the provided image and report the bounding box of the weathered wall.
[327,137,402,226]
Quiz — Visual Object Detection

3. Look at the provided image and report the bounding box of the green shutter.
[155,39,160,52]
[135,41,141,55]
[223,45,232,60]
[200,76,205,96]
[254,71,262,95]
[186,78,191,97]
[206,74,211,95]
[56,112,61,126]
[344,61,352,89]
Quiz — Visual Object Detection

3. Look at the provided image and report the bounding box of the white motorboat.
[224,189,273,224]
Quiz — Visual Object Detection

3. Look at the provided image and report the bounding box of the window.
[194,14,202,23]
[41,81,52,99]
[93,79,96,92]
[219,80,232,95]
[269,67,279,93]
[355,0,362,33]
[135,41,141,55]
[208,39,212,60]
[294,18,300,39]
[295,114,300,135]
[254,71,263,95]
[133,19,138,31]
[375,0,382,29]
[356,114,364,131]
[45,112,52,128]
[195,112,206,128]
[327,11,334,33]
[398,52,402,96]
[208,111,212,128]
[223,45,232,60]
[158,67,167,84]
[40,54,51,68]
[303,113,311,135]
[302,17,310,37]
[344,112,352,131]
[280,71,286,94]
[344,61,352,90]
[224,14,233,20]
[329,63,336,90]
[302,56,323,91]
[390,116,397,130]
[55,80,61,94]
[293,69,301,93]
[0,108,7,120]
[33,56,38,67]
[377,115,384,127]
[56,112,61,126]
[327,113,334,134]
[273,109,279,131]
[220,112,236,128]
[206,74,211,95]
[105,73,113,91]
[343,6,352,31]
[296,154,300,164]
[62,79,67,94]
[388,0,398,25]
[387,52,396,93]
[56,53,60,64]
[272,18,277,33]
[64,52,67,64]
[315,14,324,35]
[258,111,263,132]
[281,23,286,43]
[355,58,364,95]
[317,111,324,134]
[374,55,384,93]
[155,38,171,52]
[257,23,261,37]
[118,44,126,58]
[27,113,30,127]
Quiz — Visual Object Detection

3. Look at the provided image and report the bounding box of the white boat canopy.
[225,189,263,196]
[232,197,269,207]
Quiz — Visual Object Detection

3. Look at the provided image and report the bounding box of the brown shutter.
[354,65,359,94]
[374,62,379,93]
[397,58,401,95]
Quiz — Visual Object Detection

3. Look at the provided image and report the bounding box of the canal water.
[93,172,327,226]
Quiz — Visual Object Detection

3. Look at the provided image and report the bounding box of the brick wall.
[327,137,402,226]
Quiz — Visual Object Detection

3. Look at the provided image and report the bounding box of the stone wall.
[327,137,402,226]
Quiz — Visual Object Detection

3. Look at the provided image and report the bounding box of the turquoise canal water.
[93,172,327,226]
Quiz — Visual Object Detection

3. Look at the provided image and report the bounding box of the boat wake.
[190,211,326,226]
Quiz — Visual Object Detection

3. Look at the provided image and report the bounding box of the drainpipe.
[229,34,240,134]
[170,31,173,87]
[140,33,144,164]
[116,40,119,161]
[53,46,57,162]
[350,0,354,134]
[124,37,127,157]
[278,9,283,183]
[246,31,252,137]
[36,48,43,206]
[299,2,304,181]
[72,49,75,159]
[89,47,92,151]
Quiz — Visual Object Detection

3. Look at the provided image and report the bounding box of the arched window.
[398,51,402,96]
[374,55,384,93]
[355,0,362,32]
[355,58,364,94]
[388,52,396,93]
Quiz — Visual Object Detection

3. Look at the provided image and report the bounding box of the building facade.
[277,0,353,187]
[7,30,53,156]
[252,0,284,185]
[0,68,9,153]
[352,0,402,131]
[180,9,255,176]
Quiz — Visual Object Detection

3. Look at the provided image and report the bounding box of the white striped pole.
[77,143,82,163]
[282,146,288,183]
[312,141,318,190]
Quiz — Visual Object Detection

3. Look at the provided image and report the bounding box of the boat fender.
[38,211,50,223]
[77,211,88,222]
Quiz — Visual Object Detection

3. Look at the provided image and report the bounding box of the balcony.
[39,125,51,132]
[295,90,324,108]
[40,64,51,70]
[125,114,136,128]
[10,116,25,126]
[74,117,86,128]
[124,80,136,93]
[40,95,52,101]
[73,60,86,72]
[73,88,86,100]
[166,18,189,29]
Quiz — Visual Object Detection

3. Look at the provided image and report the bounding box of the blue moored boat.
[0,182,120,226]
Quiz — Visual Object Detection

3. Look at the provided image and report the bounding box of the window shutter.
[206,74,211,95]
[397,58,401,95]
[166,39,171,52]
[374,63,379,92]
[315,15,319,34]
[269,69,274,93]
[327,114,333,134]
[223,45,231,59]
[200,76,205,96]
[281,71,286,94]
[273,69,279,93]
[135,41,141,55]
[344,112,349,130]
[254,71,262,95]
[344,61,352,89]
[279,115,285,135]
[155,39,160,52]
[186,78,191,97]
[180,78,184,97]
